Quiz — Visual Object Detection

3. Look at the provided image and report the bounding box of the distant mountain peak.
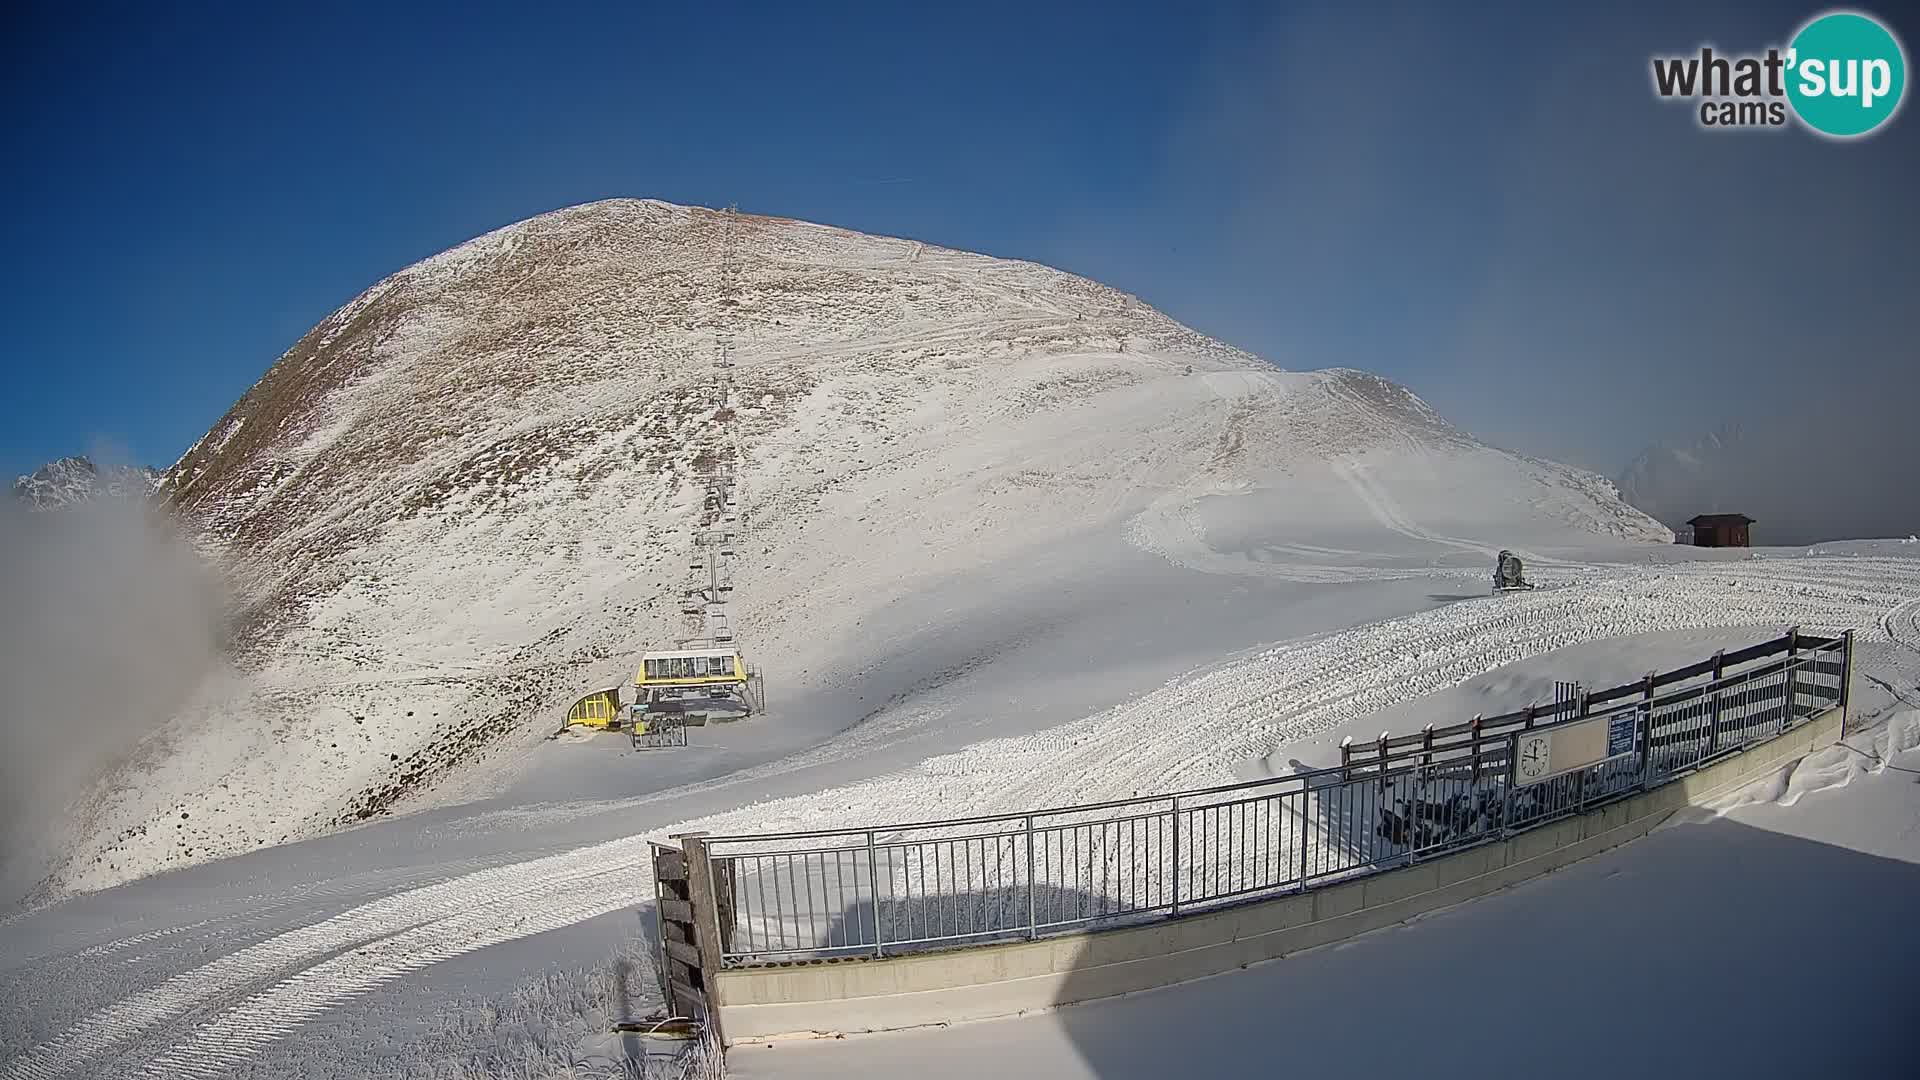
[10,456,163,510]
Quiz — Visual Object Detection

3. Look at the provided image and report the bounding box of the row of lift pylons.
[562,205,763,748]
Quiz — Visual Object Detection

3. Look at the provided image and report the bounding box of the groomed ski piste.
[5,537,1918,1079]
[2,202,1916,1077]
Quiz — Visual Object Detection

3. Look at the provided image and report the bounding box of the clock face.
[1518,735,1552,779]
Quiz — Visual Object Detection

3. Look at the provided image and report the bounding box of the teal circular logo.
[1786,11,1907,137]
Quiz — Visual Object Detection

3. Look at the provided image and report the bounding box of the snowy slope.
[6,545,1915,1080]
[51,199,1665,895]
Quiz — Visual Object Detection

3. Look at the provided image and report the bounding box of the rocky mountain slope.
[51,198,1668,893]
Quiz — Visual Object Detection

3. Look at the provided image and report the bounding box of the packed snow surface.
[4,539,1916,1079]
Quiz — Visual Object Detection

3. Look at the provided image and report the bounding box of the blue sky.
[2,0,1914,481]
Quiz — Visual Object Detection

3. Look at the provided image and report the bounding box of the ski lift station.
[635,646,756,720]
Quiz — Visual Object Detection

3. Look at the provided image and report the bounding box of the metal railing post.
[1469,715,1483,786]
[1376,732,1391,857]
[1410,761,1427,862]
[1840,629,1855,724]
[1575,687,1590,813]
[1417,724,1434,859]
[865,830,883,958]
[1024,815,1038,938]
[1501,732,1518,835]
[1638,672,1656,786]
[1295,787,1312,889]
[1783,625,1800,732]
[1708,650,1724,755]
[1169,796,1181,914]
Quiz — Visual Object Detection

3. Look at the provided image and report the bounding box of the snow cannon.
[1492,550,1534,593]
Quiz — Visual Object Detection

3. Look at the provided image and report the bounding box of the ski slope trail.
[1881,594,1920,655]
[1328,455,1589,572]
[6,548,1916,1080]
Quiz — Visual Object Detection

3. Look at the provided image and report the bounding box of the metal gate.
[633,711,690,749]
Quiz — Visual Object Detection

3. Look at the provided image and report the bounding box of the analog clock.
[1518,734,1552,780]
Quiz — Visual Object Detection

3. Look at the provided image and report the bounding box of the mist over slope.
[0,496,225,902]
[1620,420,1920,546]
[50,198,1667,893]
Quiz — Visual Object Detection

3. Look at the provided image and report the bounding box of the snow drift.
[51,198,1668,893]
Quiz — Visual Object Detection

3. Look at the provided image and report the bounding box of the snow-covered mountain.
[1616,424,1749,536]
[52,198,1669,893]
[10,456,162,510]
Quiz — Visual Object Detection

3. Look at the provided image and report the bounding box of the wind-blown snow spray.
[0,491,228,905]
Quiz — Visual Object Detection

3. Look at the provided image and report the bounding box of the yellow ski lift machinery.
[637,647,748,686]
[635,646,758,721]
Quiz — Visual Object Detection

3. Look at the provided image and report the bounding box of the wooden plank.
[1651,655,1718,688]
[664,938,703,969]
[680,834,730,1047]
[1473,706,1533,730]
[658,898,693,923]
[1722,635,1789,668]
[1585,682,1643,707]
[653,851,687,881]
[669,979,709,1013]
[1732,656,1791,682]
[1650,681,1711,708]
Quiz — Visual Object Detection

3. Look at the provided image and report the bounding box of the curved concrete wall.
[714,704,1845,1044]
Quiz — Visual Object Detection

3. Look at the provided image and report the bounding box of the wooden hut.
[1687,513,1753,548]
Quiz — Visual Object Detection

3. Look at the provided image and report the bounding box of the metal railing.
[632,711,691,749]
[697,629,1851,966]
